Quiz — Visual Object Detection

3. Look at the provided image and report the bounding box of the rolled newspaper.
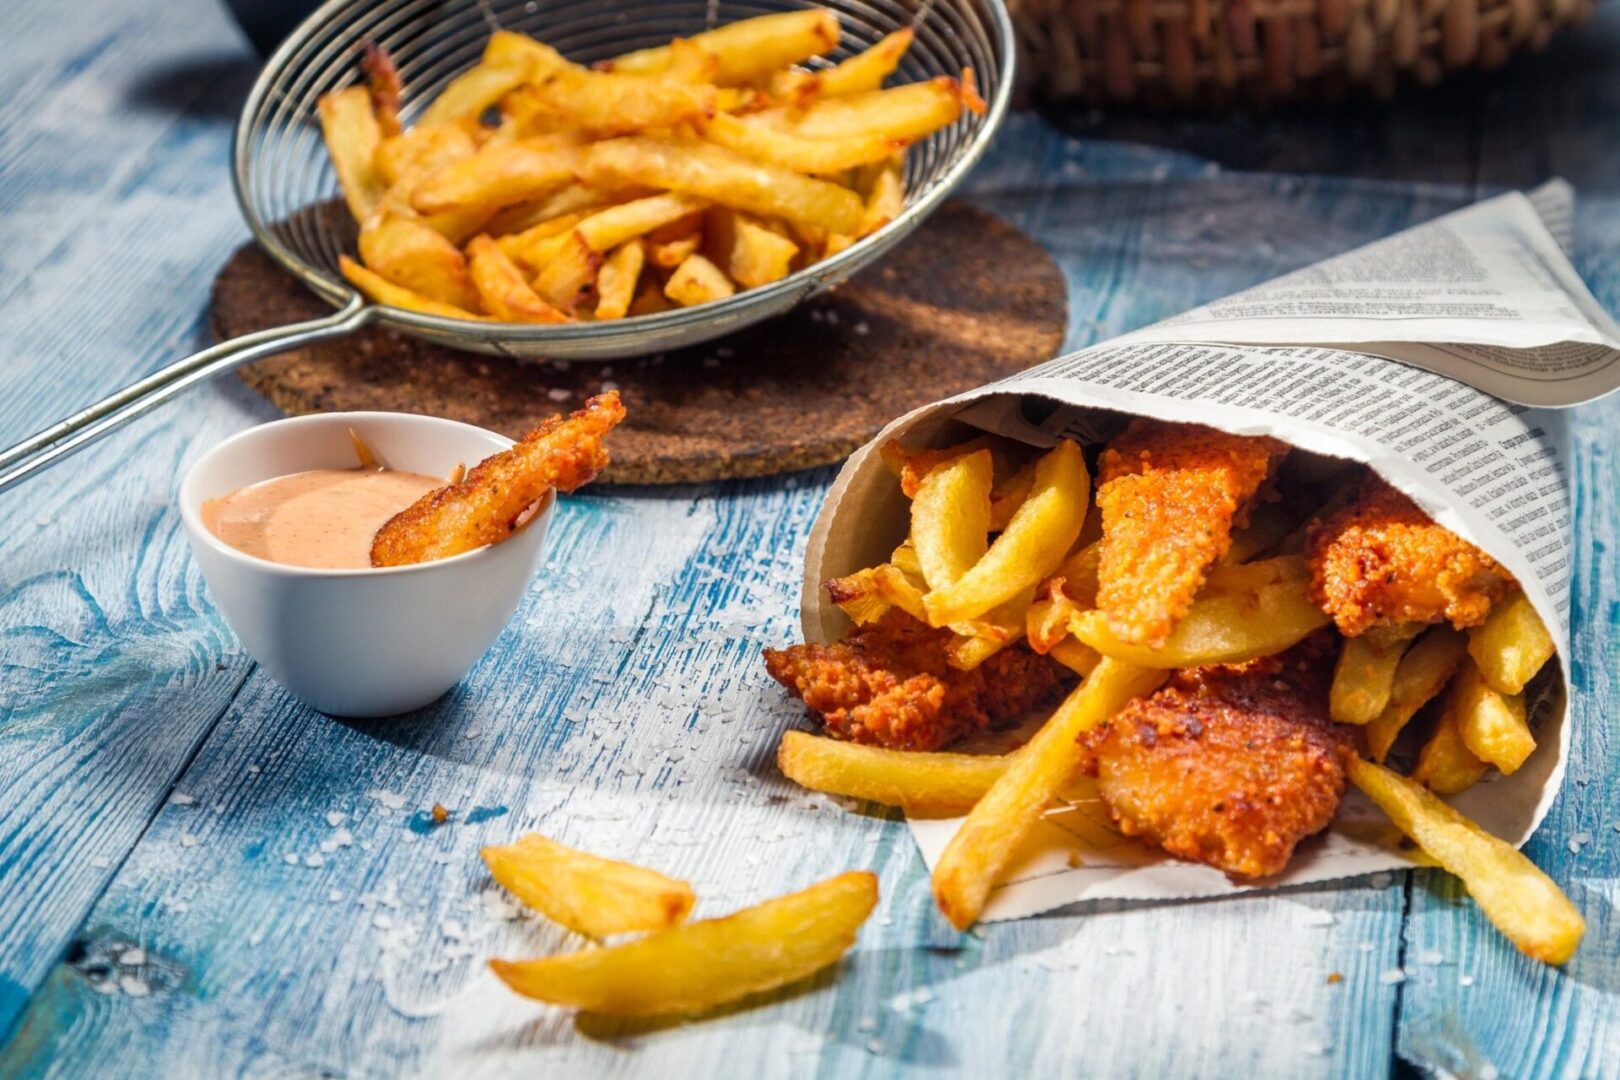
[800,181,1605,918]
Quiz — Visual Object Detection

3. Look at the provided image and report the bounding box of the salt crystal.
[912,987,934,1006]
[170,793,197,806]
[1418,949,1444,966]
[1302,1042,1329,1058]
[1299,908,1336,927]
[853,321,870,335]
[1568,831,1591,854]
[442,919,467,941]
[180,833,199,848]
[1379,968,1406,985]
[857,1016,876,1033]
[601,380,619,393]
[462,728,483,740]
[328,889,346,903]
[373,913,394,930]
[403,832,420,844]
[1458,974,1475,987]
[1357,942,1375,953]
[547,388,571,402]
[319,828,354,854]
[367,789,407,810]
[865,1039,884,1055]
[249,930,266,946]
[305,853,325,868]
[119,949,146,967]
[1481,1066,1499,1080]
[119,975,150,998]
[90,856,111,869]
[325,811,348,827]
[93,979,120,995]
[247,764,261,775]
[283,853,300,865]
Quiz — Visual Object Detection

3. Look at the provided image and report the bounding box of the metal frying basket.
[0,0,1014,492]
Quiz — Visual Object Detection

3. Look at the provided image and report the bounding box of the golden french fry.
[358,212,482,311]
[580,137,865,234]
[593,239,645,321]
[1330,624,1424,725]
[1413,695,1489,795]
[924,441,1089,626]
[483,181,639,238]
[494,209,592,267]
[1068,569,1331,669]
[1452,661,1536,773]
[1467,590,1556,695]
[521,193,711,268]
[663,252,736,306]
[757,77,968,141]
[482,833,694,938]
[628,278,674,316]
[524,67,717,135]
[318,86,387,220]
[482,28,571,75]
[466,234,570,322]
[702,112,910,174]
[945,586,1036,671]
[826,563,927,625]
[881,436,998,498]
[600,9,840,86]
[856,154,904,237]
[778,730,1009,815]
[375,123,477,188]
[933,659,1167,928]
[1049,638,1102,677]
[890,540,922,578]
[532,229,604,311]
[910,448,992,591]
[418,63,534,129]
[1366,627,1467,762]
[1026,577,1080,654]
[340,255,485,319]
[649,234,701,269]
[411,137,583,215]
[707,208,799,288]
[988,458,1036,532]
[490,871,878,1015]
[1348,757,1584,964]
[769,28,913,100]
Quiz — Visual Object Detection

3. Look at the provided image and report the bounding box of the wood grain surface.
[213,203,1068,484]
[1,0,1617,1076]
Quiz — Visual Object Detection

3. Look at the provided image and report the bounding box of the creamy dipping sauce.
[202,468,443,569]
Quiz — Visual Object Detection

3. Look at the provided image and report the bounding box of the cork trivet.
[212,201,1067,484]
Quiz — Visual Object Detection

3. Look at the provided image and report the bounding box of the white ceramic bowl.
[180,411,552,717]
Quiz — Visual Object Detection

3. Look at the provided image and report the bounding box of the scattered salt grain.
[249,930,266,946]
[93,980,120,995]
[283,853,300,865]
[857,1016,876,1033]
[325,811,348,828]
[462,728,483,740]
[865,1039,884,1056]
[1302,1042,1330,1058]
[853,321,870,335]
[119,975,150,998]
[247,764,261,775]
[320,828,354,854]
[1568,831,1591,854]
[1480,1065,1499,1080]
[1357,942,1375,953]
[1378,968,1406,985]
[180,833,199,848]
[367,789,407,811]
[119,949,146,967]
[90,856,110,869]
[170,792,197,806]
[1418,949,1444,966]
[547,388,571,402]
[328,889,346,903]
[373,913,394,931]
[1298,908,1336,928]
[305,853,325,868]
[601,380,619,393]
[1458,974,1475,987]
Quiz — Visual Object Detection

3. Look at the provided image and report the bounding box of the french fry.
[466,234,570,322]
[411,137,583,215]
[483,181,638,237]
[340,255,486,319]
[481,833,695,938]
[593,239,645,321]
[374,123,477,188]
[1452,661,1536,774]
[756,77,973,141]
[482,28,571,75]
[418,62,535,128]
[1412,697,1490,795]
[826,563,928,625]
[1055,541,1102,608]
[707,208,799,287]
[945,586,1036,671]
[1026,577,1080,654]
[988,458,1036,532]
[1348,758,1584,964]
[628,278,674,316]
[361,42,404,137]
[357,212,482,311]
[702,111,910,174]
[490,871,878,1015]
[664,252,736,306]
[890,540,923,578]
[924,440,1089,626]
[494,209,592,267]
[856,154,904,236]
[1366,626,1467,762]
[317,86,387,220]
[1330,623,1423,725]
[1068,570,1330,669]
[881,436,998,498]
[769,28,914,100]
[600,9,840,86]
[1467,590,1556,695]
[649,234,701,269]
[580,136,865,234]
[532,229,604,311]
[909,449,992,591]
[777,730,1009,815]
[523,68,718,135]
[521,193,711,268]
[932,658,1167,928]
[1049,638,1102,677]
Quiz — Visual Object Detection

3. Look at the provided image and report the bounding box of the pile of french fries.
[777,433,1583,964]
[315,10,984,323]
[482,832,877,1015]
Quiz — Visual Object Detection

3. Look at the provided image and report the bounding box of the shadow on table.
[127,52,259,121]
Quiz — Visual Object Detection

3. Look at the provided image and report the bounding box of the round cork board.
[212,201,1067,485]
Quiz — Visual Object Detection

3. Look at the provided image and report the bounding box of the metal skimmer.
[0,0,1014,492]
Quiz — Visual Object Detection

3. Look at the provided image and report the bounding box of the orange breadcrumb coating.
[763,611,1071,751]
[370,391,624,566]
[1306,473,1515,637]
[1077,640,1351,878]
[1095,420,1289,647]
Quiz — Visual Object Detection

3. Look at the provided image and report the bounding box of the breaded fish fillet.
[1095,420,1288,647]
[1306,473,1515,637]
[763,611,1071,752]
[1077,643,1351,878]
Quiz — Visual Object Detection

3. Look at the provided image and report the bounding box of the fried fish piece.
[1077,641,1351,878]
[1095,420,1289,647]
[1306,473,1516,638]
[763,611,1071,752]
[370,391,624,566]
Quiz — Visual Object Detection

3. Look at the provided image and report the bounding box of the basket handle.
[0,294,375,495]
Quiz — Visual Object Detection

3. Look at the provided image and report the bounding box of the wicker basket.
[1010,0,1596,106]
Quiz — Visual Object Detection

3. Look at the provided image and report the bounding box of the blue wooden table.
[2,1,1616,1075]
